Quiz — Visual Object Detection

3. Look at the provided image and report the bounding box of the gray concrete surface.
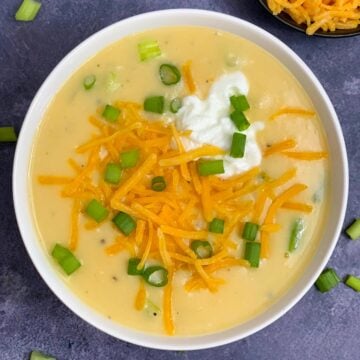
[0,1,359,359]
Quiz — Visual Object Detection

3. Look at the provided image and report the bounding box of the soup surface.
[30,26,329,336]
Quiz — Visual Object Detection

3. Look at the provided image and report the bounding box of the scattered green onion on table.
[0,127,17,142]
[15,0,41,22]
[315,268,340,293]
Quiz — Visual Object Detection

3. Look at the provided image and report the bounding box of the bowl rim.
[12,9,348,351]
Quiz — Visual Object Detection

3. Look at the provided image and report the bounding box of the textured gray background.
[0,1,359,359]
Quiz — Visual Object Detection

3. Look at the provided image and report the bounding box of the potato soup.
[30,26,329,336]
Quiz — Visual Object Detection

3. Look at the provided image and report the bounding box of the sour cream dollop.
[174,72,264,178]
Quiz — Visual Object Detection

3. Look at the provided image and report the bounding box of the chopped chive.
[242,222,259,241]
[144,96,165,114]
[102,104,120,123]
[315,268,340,293]
[15,0,41,21]
[120,149,139,169]
[83,74,96,90]
[30,350,56,360]
[244,242,261,268]
[113,211,136,236]
[159,64,181,85]
[127,258,144,275]
[345,275,360,292]
[230,132,246,158]
[209,218,224,234]
[346,219,360,240]
[170,97,182,113]
[0,127,17,142]
[51,244,72,262]
[230,95,250,112]
[85,199,108,223]
[51,244,81,276]
[151,176,166,192]
[138,40,162,61]
[104,163,122,184]
[230,110,250,131]
[198,159,225,176]
[142,266,168,287]
[288,218,305,252]
[190,240,213,259]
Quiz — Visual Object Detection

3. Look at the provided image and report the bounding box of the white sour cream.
[175,72,264,178]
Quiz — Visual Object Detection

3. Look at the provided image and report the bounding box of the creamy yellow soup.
[30,26,328,336]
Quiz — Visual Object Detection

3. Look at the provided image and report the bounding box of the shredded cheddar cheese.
[38,101,326,335]
[267,0,360,35]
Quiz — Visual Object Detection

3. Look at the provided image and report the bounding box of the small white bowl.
[13,9,348,350]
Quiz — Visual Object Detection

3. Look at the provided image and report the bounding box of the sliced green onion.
[144,96,165,114]
[15,0,41,22]
[138,40,161,61]
[83,74,96,90]
[346,219,360,240]
[315,268,340,293]
[102,104,120,123]
[198,159,225,176]
[144,299,160,317]
[30,350,56,360]
[142,266,168,287]
[170,97,182,113]
[230,95,250,112]
[151,176,166,192]
[242,222,259,241]
[190,240,213,259]
[105,71,120,93]
[85,199,108,223]
[345,275,360,292]
[104,163,122,184]
[113,211,136,236]
[244,242,261,268]
[159,64,181,85]
[288,218,305,252]
[0,127,17,142]
[230,132,246,158]
[127,257,144,275]
[51,243,72,262]
[120,149,139,169]
[51,244,81,276]
[59,255,82,276]
[209,218,224,234]
[230,110,250,131]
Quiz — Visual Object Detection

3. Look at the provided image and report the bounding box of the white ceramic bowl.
[13,9,348,350]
